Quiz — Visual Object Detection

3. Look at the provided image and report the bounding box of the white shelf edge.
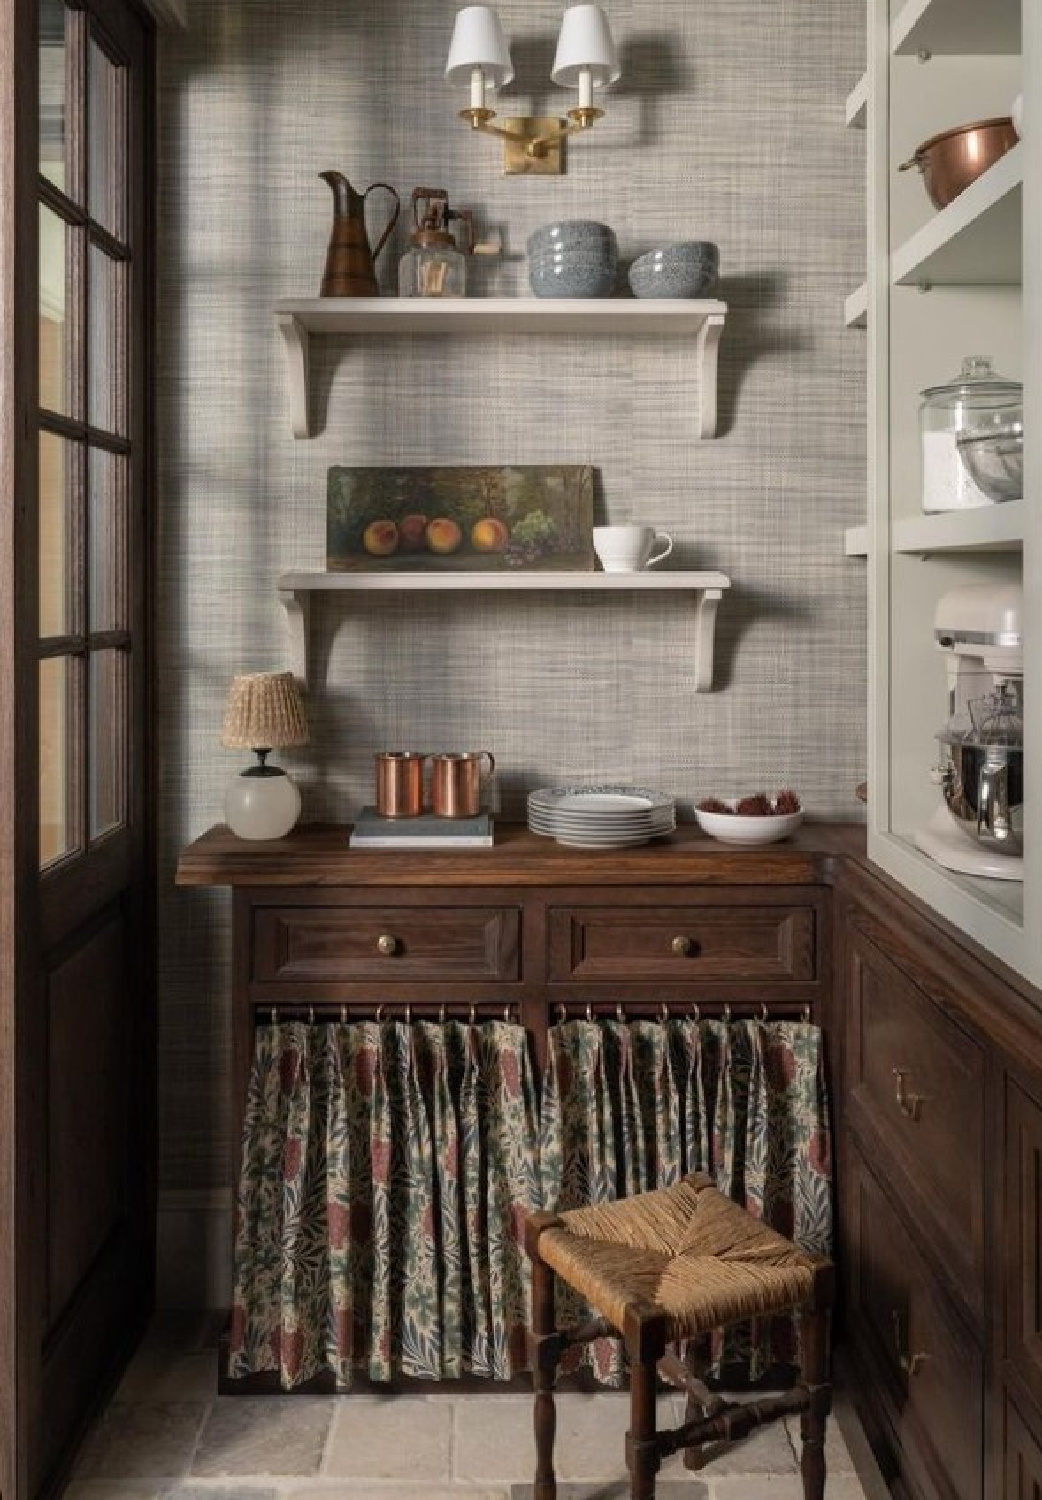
[845,524,869,557]
[845,72,868,129]
[274,298,728,440]
[891,145,1023,287]
[890,0,1022,56]
[891,502,1024,554]
[844,283,868,328]
[278,571,732,693]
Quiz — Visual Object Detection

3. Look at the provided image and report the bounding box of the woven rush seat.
[523,1172,834,1500]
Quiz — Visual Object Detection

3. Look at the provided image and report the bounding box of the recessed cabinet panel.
[252,904,521,984]
[1005,1080,1042,1415]
[548,904,817,985]
[846,930,986,1312]
[1004,1396,1042,1500]
[848,1150,984,1500]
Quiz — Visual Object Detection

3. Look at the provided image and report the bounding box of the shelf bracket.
[279,586,311,685]
[693,588,724,691]
[276,313,311,438]
[696,314,726,439]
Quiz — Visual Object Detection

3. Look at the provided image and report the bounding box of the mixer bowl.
[939,739,1024,854]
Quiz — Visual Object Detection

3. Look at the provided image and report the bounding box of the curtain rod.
[258,1001,812,1026]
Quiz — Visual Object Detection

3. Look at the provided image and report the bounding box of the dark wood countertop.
[175,820,867,889]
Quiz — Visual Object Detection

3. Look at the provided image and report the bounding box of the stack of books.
[348,806,494,850]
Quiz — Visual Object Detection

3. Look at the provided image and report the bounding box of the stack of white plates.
[528,784,676,849]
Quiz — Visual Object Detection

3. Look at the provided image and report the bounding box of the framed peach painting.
[326,465,595,572]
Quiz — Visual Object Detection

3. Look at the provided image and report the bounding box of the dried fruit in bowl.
[736,793,772,817]
[773,789,802,815]
[696,797,730,814]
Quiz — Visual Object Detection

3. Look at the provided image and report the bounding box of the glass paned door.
[37,0,134,870]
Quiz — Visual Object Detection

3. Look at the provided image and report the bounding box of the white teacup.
[593,524,673,573]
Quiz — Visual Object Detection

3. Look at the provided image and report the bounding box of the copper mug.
[430,751,495,819]
[374,751,426,818]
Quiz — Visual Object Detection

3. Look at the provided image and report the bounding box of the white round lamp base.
[224,771,301,841]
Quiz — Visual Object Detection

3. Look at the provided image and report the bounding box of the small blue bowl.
[526,219,617,258]
[627,241,719,298]
[528,230,618,299]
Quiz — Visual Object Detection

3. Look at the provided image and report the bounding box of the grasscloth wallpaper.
[156,0,865,1294]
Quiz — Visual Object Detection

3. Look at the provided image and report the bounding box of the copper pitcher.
[319,170,400,297]
[430,751,495,819]
[374,751,425,818]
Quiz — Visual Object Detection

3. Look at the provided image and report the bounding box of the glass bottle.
[398,188,469,299]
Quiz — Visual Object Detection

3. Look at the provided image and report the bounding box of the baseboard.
[155,1188,234,1309]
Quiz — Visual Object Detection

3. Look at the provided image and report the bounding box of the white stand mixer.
[914,582,1024,882]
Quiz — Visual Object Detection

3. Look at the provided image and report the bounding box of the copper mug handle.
[431,751,495,819]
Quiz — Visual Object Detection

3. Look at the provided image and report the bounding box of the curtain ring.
[723,1003,732,1023]
[375,1003,385,1023]
[760,1003,769,1023]
[616,1003,625,1022]
[802,1005,811,1024]
[439,1004,447,1024]
[340,1005,347,1024]
[690,1003,700,1021]
[270,1006,278,1030]
[469,1004,477,1025]
[503,1004,511,1023]
[556,1004,567,1024]
[585,1002,593,1022]
[308,1005,315,1025]
[405,1003,412,1025]
[659,1003,669,1024]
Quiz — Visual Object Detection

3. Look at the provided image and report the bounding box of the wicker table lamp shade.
[221,672,309,841]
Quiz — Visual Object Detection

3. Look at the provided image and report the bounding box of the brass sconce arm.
[520,105,605,157]
[459,104,605,174]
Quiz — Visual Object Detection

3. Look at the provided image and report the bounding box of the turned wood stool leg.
[799,1305,832,1500]
[531,1249,559,1500]
[627,1358,659,1500]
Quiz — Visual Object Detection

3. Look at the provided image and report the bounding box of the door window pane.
[40,656,75,867]
[39,203,70,415]
[88,35,125,242]
[88,448,125,632]
[89,649,126,840]
[40,432,77,638]
[88,244,126,436]
[39,0,67,191]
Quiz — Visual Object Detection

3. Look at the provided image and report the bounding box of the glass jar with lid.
[919,355,1022,512]
[398,188,471,299]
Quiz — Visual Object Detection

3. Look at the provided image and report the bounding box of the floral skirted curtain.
[539,1017,832,1382]
[228,1013,830,1390]
[228,1018,540,1388]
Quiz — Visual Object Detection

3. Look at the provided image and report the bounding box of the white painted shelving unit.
[856,0,1039,983]
[277,570,732,693]
[844,283,868,329]
[846,72,868,129]
[274,297,728,440]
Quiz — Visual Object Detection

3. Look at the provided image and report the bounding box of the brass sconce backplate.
[500,117,565,175]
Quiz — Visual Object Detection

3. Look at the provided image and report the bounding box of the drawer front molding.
[1005,1080,1042,1417]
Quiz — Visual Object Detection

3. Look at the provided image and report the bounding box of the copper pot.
[899,117,1017,210]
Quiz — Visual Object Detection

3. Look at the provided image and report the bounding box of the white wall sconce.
[445,4,620,176]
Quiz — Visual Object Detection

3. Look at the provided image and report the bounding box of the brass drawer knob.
[377,933,398,957]
[672,935,693,957]
[893,1067,926,1122]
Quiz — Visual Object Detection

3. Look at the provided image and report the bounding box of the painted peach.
[399,513,428,551]
[426,517,463,555]
[362,519,399,556]
[471,516,510,553]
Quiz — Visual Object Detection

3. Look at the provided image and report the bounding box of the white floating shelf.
[845,524,869,557]
[892,145,1022,287]
[845,283,868,328]
[891,501,1024,554]
[277,570,732,693]
[891,0,1021,55]
[274,297,728,440]
[845,73,868,129]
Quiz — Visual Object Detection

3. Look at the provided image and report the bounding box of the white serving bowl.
[693,803,803,846]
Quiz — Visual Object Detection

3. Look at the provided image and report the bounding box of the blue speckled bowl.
[528,229,618,299]
[627,241,719,298]
[526,219,617,257]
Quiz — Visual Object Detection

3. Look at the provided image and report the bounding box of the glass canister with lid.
[919,355,1022,512]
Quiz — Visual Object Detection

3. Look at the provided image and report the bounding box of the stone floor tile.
[117,1351,218,1404]
[288,1489,509,1500]
[681,1411,798,1476]
[511,1486,703,1500]
[711,1478,867,1500]
[323,1396,452,1481]
[782,1411,856,1475]
[452,1396,540,1483]
[166,1489,275,1500]
[64,1484,165,1500]
[191,1398,332,1477]
[75,1405,210,1481]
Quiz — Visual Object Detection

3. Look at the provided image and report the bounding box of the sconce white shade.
[551,4,620,89]
[445,6,514,88]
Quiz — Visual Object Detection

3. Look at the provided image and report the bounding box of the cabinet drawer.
[846,931,985,1311]
[548,903,816,984]
[849,1151,983,1500]
[1005,1081,1042,1415]
[252,904,521,983]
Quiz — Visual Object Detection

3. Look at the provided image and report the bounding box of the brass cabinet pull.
[672,935,693,957]
[893,1067,926,1122]
[892,1310,928,1378]
[377,933,398,956]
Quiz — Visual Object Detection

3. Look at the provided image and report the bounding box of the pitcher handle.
[479,750,496,776]
[364,182,401,264]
